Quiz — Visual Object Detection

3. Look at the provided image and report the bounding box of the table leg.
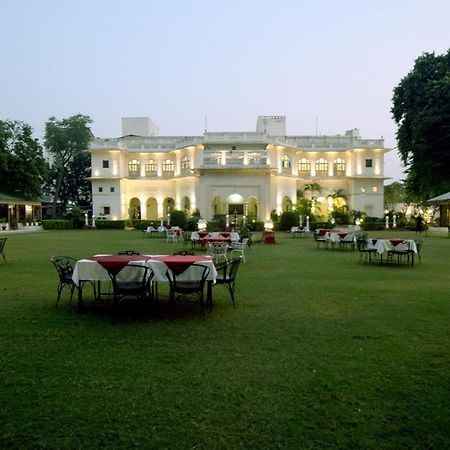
[207,280,213,312]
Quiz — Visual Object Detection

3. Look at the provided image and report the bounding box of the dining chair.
[229,238,248,262]
[51,256,97,308]
[173,251,195,256]
[118,250,141,255]
[0,237,7,262]
[212,256,242,310]
[208,241,229,264]
[107,263,154,306]
[414,238,424,264]
[165,263,210,319]
[166,228,178,243]
[340,233,356,250]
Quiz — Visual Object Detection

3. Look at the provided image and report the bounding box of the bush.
[361,217,385,231]
[169,210,187,229]
[42,220,73,230]
[278,211,298,231]
[94,220,127,229]
[247,221,264,232]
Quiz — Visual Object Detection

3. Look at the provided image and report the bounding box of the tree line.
[0,114,92,218]
[1,49,449,218]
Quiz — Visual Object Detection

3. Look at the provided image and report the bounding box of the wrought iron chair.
[118,250,141,255]
[208,241,229,264]
[229,237,248,262]
[173,251,195,256]
[0,237,7,262]
[165,263,210,319]
[51,256,93,308]
[107,263,154,305]
[166,228,178,243]
[212,256,242,310]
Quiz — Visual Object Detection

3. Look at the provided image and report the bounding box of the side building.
[89,116,390,222]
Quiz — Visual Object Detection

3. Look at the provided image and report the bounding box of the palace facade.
[89,116,390,222]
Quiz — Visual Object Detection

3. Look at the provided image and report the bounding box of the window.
[333,158,346,175]
[162,159,174,173]
[128,159,140,175]
[98,187,103,192]
[298,158,311,173]
[372,186,378,192]
[365,159,373,168]
[145,160,157,174]
[103,206,110,215]
[181,154,191,170]
[360,186,366,193]
[102,160,109,168]
[110,187,115,193]
[315,158,328,174]
[282,154,291,169]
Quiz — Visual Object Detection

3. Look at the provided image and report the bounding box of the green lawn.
[0,229,449,449]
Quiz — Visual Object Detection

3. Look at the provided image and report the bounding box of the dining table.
[367,238,418,265]
[72,254,217,311]
[324,231,356,249]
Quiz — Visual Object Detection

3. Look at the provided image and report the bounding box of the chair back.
[0,237,7,260]
[108,263,153,293]
[118,250,140,255]
[227,256,242,281]
[414,238,424,252]
[165,263,210,290]
[208,241,229,261]
[51,256,76,282]
[173,251,195,256]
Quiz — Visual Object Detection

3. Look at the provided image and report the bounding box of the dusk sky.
[1,0,449,183]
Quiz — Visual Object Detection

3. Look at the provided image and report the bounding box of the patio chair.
[229,237,248,262]
[313,230,327,248]
[166,228,178,243]
[0,237,7,262]
[173,251,195,256]
[414,238,424,264]
[118,250,140,255]
[340,232,356,250]
[208,241,229,264]
[51,256,95,308]
[165,263,210,319]
[212,256,242,310]
[357,237,378,262]
[107,263,154,305]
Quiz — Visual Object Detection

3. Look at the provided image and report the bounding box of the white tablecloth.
[368,239,417,255]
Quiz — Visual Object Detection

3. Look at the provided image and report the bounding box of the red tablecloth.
[151,255,212,275]
[88,255,151,275]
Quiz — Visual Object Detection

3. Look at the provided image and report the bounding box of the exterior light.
[264,219,273,230]
[198,218,207,231]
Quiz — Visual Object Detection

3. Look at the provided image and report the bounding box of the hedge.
[94,220,127,229]
[42,220,73,230]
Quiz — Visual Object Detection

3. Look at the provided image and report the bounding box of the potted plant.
[0,219,7,231]
[9,218,18,230]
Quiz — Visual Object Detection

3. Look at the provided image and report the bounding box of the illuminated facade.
[89,116,390,222]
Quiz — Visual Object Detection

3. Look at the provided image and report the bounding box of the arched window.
[128,159,140,176]
[162,159,174,174]
[298,158,311,174]
[181,154,191,170]
[282,154,291,169]
[145,159,157,175]
[333,158,346,176]
[315,158,328,175]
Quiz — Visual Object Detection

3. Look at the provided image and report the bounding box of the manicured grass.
[0,229,449,449]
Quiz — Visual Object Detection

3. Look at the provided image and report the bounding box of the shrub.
[361,217,385,231]
[279,211,298,230]
[42,220,73,230]
[169,210,187,229]
[94,220,127,229]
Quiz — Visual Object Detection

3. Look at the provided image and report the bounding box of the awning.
[0,191,41,206]
[427,192,450,204]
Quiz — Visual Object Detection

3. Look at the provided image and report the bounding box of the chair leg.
[226,283,236,308]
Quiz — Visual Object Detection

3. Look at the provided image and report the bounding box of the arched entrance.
[282,195,292,212]
[163,197,175,219]
[181,196,191,213]
[129,198,141,219]
[146,197,158,220]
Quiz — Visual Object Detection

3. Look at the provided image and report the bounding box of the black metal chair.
[50,256,79,307]
[165,263,210,319]
[0,237,7,262]
[212,256,242,310]
[173,251,195,256]
[118,250,140,255]
[107,263,154,305]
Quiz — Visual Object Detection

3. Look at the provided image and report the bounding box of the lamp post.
[385,215,389,229]
[306,216,310,230]
[85,213,88,226]
[167,213,171,226]
[393,214,397,228]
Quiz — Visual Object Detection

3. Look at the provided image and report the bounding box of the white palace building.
[89,116,390,223]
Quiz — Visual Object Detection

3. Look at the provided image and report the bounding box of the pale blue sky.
[1,0,449,182]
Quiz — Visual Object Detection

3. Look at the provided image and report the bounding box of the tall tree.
[391,50,450,201]
[44,114,93,217]
[0,120,48,199]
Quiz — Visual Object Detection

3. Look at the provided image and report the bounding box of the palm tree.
[303,183,321,200]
